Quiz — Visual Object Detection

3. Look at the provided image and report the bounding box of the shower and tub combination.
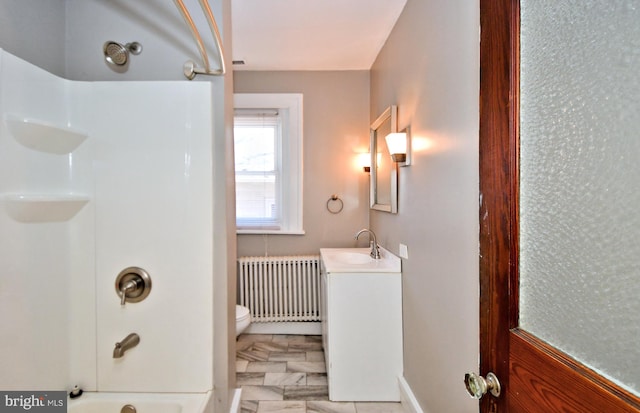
[0,48,214,410]
[0,1,227,412]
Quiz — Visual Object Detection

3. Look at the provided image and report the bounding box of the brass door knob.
[464,372,501,399]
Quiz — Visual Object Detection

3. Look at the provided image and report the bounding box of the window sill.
[236,230,306,235]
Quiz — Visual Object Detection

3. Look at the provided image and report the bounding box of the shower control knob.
[464,372,501,399]
[115,267,152,306]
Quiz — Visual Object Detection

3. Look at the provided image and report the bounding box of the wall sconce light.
[385,126,411,166]
[359,152,371,172]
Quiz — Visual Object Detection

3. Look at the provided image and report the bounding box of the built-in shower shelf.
[4,114,88,154]
[1,194,90,222]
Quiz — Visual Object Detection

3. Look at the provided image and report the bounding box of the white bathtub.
[68,391,213,413]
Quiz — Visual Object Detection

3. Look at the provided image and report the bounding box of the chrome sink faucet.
[113,333,140,358]
[355,228,381,259]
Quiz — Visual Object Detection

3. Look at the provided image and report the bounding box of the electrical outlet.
[399,243,409,259]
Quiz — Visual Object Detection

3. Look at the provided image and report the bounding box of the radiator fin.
[238,255,321,322]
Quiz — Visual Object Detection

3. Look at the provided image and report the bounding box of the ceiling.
[230,0,407,71]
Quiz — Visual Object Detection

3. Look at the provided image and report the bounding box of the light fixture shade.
[358,152,371,172]
[385,132,407,162]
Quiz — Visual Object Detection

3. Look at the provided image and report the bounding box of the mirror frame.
[370,105,398,213]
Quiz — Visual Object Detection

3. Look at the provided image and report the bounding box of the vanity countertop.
[320,247,401,273]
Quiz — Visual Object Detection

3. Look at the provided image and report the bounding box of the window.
[233,93,303,234]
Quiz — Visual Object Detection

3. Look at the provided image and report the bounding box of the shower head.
[103,41,143,67]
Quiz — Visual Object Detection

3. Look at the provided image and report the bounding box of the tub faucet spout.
[113,333,140,358]
[355,228,381,259]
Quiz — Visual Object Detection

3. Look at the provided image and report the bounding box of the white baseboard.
[398,376,425,413]
[229,388,242,413]
[245,322,321,335]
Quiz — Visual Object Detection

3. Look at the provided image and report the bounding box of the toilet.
[236,305,251,337]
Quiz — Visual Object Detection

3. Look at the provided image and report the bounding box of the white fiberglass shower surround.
[0,49,215,410]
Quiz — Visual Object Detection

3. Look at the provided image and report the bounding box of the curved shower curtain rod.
[173,0,226,79]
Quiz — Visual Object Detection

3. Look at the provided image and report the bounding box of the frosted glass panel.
[519,0,640,395]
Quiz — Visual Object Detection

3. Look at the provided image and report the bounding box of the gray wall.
[234,71,370,257]
[65,0,223,81]
[0,0,66,77]
[369,0,480,412]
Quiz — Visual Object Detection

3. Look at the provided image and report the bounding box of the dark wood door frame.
[479,0,517,411]
[479,0,640,411]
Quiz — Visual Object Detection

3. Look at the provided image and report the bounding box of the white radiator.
[238,255,321,322]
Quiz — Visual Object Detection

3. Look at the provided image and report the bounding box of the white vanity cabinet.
[320,248,403,401]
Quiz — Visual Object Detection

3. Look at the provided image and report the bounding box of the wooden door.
[478,0,640,411]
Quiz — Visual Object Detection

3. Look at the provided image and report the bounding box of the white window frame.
[234,93,304,235]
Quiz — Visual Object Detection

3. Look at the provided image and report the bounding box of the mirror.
[370,105,398,213]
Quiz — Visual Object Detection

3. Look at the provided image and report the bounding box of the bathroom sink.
[320,247,401,273]
[334,251,373,265]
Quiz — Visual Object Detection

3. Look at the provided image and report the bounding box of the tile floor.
[236,334,406,413]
